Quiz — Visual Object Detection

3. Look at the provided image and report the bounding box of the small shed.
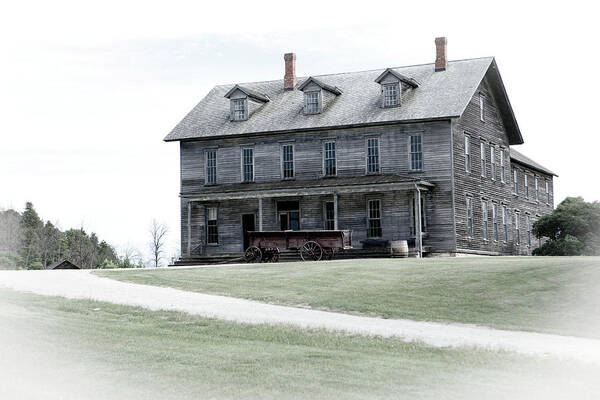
[47,260,80,270]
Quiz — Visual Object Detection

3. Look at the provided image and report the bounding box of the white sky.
[1,0,598,261]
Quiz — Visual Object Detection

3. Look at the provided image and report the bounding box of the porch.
[180,174,433,261]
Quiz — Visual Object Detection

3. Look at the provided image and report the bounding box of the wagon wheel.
[322,247,335,261]
[300,241,323,261]
[271,247,280,263]
[244,246,262,263]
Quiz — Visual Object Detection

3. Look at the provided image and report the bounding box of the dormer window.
[232,99,247,121]
[298,77,342,115]
[305,91,321,114]
[224,84,269,122]
[374,68,419,109]
[383,83,399,107]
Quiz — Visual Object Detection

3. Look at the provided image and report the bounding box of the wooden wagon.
[244,230,352,262]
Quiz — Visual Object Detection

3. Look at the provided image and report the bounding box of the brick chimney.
[284,53,297,90]
[435,37,448,71]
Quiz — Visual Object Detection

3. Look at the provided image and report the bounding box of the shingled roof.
[510,148,558,176]
[165,57,522,144]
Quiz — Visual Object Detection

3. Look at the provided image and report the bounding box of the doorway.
[242,214,255,250]
[277,200,300,231]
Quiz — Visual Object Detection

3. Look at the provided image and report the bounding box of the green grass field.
[2,288,599,400]
[96,257,600,338]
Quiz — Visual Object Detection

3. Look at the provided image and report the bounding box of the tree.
[38,221,63,268]
[0,208,23,269]
[149,220,168,268]
[533,197,600,256]
[20,202,43,268]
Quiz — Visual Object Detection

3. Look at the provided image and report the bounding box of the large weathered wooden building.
[165,37,557,258]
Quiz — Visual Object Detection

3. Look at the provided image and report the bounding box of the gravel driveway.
[2,269,600,364]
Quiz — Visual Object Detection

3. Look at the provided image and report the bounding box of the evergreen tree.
[20,202,43,269]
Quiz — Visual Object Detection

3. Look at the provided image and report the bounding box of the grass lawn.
[1,288,599,400]
[96,257,600,338]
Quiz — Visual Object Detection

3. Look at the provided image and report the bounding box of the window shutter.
[229,100,234,121]
[303,92,308,114]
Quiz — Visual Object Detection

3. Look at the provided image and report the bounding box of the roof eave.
[163,116,457,142]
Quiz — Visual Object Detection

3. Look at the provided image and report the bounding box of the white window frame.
[205,149,217,185]
[232,98,247,121]
[524,174,529,198]
[480,142,486,178]
[382,82,400,107]
[206,206,219,245]
[281,144,294,179]
[466,197,474,238]
[479,93,485,122]
[502,205,508,242]
[513,169,518,194]
[526,214,532,247]
[465,134,471,173]
[535,177,539,202]
[367,199,382,238]
[323,140,337,177]
[366,137,380,174]
[546,181,550,204]
[304,90,321,114]
[409,134,423,171]
[490,146,496,181]
[500,149,505,183]
[492,203,499,242]
[515,211,521,245]
[482,200,489,240]
[241,147,254,182]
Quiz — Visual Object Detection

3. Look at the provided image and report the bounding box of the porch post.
[333,192,339,230]
[187,200,192,257]
[258,197,263,232]
[414,185,422,258]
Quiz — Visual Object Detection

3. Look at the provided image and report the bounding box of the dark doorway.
[277,201,300,231]
[242,214,255,250]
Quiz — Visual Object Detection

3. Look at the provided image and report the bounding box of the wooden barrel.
[390,240,408,258]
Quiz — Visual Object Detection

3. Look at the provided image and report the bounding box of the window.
[524,174,529,198]
[513,169,518,194]
[278,201,300,231]
[546,181,550,204]
[502,205,508,242]
[367,199,382,238]
[409,195,427,236]
[465,135,471,173]
[232,99,246,121]
[482,200,489,240]
[492,203,499,241]
[515,212,520,245]
[409,134,423,171]
[207,207,218,244]
[500,149,505,183]
[282,144,294,179]
[305,91,321,114]
[490,147,496,180]
[526,215,532,247]
[324,202,335,230]
[242,147,254,182]
[466,197,474,237]
[323,141,336,176]
[535,177,539,201]
[480,142,486,177]
[366,137,380,174]
[205,150,217,185]
[383,83,400,107]
[479,93,485,122]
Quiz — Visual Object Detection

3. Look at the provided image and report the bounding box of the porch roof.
[183,174,433,202]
